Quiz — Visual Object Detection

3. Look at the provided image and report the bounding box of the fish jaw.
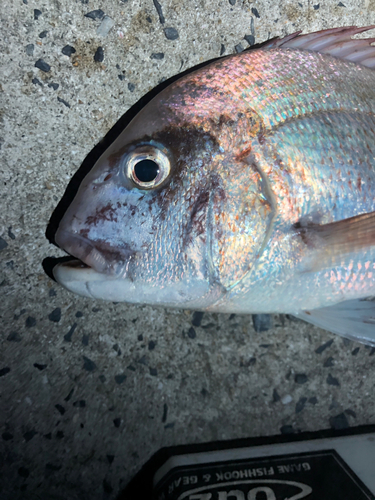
[54,220,226,306]
[53,260,113,299]
[53,258,224,307]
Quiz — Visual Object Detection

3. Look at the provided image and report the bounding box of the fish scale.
[216,109,375,312]
[177,49,374,130]
[169,50,375,296]
[257,111,375,223]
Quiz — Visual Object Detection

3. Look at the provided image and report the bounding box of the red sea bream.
[53,27,375,344]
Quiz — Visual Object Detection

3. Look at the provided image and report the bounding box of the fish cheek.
[181,188,210,249]
[133,125,222,281]
[179,174,225,282]
[80,191,156,258]
[206,115,273,290]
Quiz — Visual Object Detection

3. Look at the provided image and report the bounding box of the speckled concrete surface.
[1,1,375,499]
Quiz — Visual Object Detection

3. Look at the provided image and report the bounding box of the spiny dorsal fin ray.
[264,26,375,69]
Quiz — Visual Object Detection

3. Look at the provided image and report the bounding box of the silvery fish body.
[53,27,375,344]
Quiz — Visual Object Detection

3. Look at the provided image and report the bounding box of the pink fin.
[294,299,375,346]
[264,26,375,69]
[295,211,375,272]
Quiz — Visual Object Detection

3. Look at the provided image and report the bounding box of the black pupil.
[134,159,159,183]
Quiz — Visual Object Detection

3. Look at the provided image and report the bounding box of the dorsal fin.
[264,26,375,69]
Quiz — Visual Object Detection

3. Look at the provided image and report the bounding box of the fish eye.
[125,145,170,189]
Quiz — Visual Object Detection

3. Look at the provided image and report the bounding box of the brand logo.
[177,479,312,500]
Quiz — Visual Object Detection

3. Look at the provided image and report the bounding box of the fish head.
[54,62,274,307]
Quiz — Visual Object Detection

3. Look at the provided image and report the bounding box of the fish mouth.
[53,229,227,306]
[54,229,128,277]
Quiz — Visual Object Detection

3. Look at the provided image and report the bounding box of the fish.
[53,26,375,345]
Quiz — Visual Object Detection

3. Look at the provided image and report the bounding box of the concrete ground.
[1,0,375,499]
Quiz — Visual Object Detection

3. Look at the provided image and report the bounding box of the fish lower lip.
[55,229,109,274]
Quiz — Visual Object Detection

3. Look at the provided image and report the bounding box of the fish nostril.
[92,172,113,185]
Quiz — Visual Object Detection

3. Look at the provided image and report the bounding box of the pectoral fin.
[294,298,375,346]
[294,211,375,272]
